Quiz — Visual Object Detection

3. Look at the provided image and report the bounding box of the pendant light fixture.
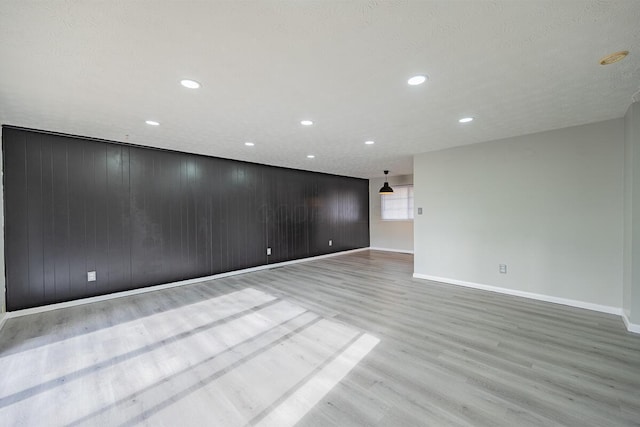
[379,170,394,195]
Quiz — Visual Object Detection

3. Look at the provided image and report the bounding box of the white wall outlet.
[418,207,423,215]
[87,271,97,282]
[329,239,333,246]
[499,264,507,274]
[266,247,271,256]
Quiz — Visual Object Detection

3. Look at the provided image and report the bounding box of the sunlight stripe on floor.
[256,333,380,427]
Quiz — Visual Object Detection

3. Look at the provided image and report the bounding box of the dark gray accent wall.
[2,126,369,310]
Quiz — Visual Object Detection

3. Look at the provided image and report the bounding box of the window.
[381,185,414,220]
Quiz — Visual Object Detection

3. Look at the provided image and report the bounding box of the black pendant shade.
[379,170,394,194]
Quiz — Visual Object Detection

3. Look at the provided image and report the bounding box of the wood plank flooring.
[1,250,639,426]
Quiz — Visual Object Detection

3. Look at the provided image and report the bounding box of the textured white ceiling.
[1,0,639,179]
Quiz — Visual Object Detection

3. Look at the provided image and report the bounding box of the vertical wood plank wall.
[2,127,370,310]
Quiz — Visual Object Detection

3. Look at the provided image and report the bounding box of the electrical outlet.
[329,240,333,246]
[499,264,507,274]
[87,271,97,282]
[418,207,423,215]
[266,247,271,256]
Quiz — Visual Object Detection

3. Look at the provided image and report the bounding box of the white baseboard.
[412,273,637,333]
[6,248,369,319]
[622,312,640,334]
[368,247,414,254]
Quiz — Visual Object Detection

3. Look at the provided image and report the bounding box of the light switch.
[267,247,271,256]
[418,207,423,215]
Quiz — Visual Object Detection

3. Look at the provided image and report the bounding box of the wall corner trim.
[368,247,414,254]
[412,273,631,326]
[4,248,369,319]
[622,312,640,334]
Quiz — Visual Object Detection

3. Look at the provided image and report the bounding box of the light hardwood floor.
[1,250,639,426]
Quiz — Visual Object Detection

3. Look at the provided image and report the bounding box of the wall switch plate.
[266,247,271,256]
[499,264,507,274]
[87,271,97,282]
[418,207,423,215]
[329,240,332,246]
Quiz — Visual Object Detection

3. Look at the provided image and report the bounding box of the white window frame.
[381,184,414,221]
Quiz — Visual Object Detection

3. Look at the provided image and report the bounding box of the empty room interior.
[2,1,640,426]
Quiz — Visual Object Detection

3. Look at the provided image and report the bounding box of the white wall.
[624,101,640,324]
[369,174,414,253]
[414,119,624,309]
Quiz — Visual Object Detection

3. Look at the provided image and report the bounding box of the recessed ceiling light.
[301,120,314,126]
[244,142,255,146]
[180,79,201,89]
[599,51,629,65]
[307,154,315,159]
[407,75,427,86]
[459,117,474,123]
[145,120,160,126]
[365,140,375,145]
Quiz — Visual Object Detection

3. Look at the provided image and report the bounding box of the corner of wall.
[0,311,6,333]
[623,102,632,321]
[624,100,640,327]
[0,126,5,318]
[622,311,640,334]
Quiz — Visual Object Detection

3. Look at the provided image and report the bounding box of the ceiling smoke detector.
[599,51,629,65]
